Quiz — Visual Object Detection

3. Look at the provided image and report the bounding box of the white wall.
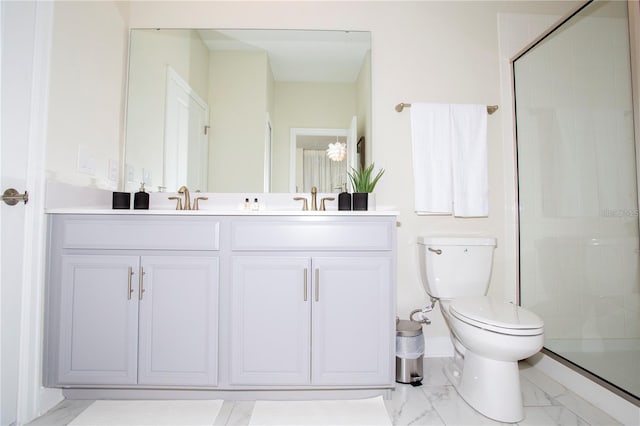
[46,1,128,190]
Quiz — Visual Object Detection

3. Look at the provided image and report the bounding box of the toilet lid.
[449,297,544,336]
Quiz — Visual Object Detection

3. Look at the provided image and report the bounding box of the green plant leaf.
[348,163,385,193]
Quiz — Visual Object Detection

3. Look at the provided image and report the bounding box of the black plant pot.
[352,192,368,211]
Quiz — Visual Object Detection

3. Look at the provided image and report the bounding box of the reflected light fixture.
[327,139,347,161]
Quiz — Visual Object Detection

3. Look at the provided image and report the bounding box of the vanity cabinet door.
[230,256,311,385]
[137,256,219,386]
[58,255,140,385]
[311,256,393,386]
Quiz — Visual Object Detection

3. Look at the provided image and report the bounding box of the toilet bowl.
[417,237,544,423]
[445,297,543,423]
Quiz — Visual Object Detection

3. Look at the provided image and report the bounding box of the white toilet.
[417,236,544,423]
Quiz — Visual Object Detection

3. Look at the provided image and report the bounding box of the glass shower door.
[514,0,639,400]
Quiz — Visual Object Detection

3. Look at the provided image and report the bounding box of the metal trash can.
[395,318,424,385]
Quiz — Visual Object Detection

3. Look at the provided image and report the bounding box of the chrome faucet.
[293,186,320,211]
[293,196,308,211]
[169,187,207,210]
[168,196,183,210]
[320,196,335,211]
[178,186,191,210]
[193,195,208,210]
[310,186,318,211]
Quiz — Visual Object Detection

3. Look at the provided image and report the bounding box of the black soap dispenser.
[338,191,352,210]
[134,182,149,210]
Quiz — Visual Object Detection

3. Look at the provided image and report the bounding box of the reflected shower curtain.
[302,150,347,193]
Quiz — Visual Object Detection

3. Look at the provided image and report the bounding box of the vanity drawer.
[61,218,220,251]
[231,219,393,251]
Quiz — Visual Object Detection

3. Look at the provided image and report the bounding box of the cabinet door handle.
[303,268,308,301]
[315,268,320,302]
[127,266,134,300]
[138,266,145,300]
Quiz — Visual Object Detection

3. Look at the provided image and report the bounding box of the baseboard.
[62,388,393,401]
[527,352,639,425]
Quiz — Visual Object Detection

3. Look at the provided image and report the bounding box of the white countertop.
[44,183,398,216]
[45,208,399,216]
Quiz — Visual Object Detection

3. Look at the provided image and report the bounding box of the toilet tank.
[417,236,497,299]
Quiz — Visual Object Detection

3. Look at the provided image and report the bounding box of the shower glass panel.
[514,1,639,399]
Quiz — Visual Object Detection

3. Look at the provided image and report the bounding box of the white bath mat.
[68,400,223,426]
[248,396,391,425]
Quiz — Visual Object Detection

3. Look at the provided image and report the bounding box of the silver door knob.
[2,188,28,206]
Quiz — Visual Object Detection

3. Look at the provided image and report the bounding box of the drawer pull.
[127,266,134,300]
[303,268,308,301]
[138,267,146,300]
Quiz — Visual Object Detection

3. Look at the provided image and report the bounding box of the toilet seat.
[449,296,544,336]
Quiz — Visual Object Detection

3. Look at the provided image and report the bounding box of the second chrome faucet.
[178,186,191,210]
[168,186,208,210]
[294,186,335,211]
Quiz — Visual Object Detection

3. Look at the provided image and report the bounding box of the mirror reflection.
[124,29,371,193]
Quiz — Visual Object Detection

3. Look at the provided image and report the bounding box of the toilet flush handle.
[428,247,442,255]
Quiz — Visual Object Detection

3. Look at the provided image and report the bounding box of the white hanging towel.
[450,104,488,217]
[410,103,453,214]
[410,103,489,217]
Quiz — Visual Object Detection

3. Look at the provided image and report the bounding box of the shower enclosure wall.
[514,0,639,401]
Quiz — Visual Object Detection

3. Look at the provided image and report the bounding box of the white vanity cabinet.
[228,218,395,387]
[45,212,397,395]
[46,215,220,387]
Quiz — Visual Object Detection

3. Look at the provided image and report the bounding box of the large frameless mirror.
[124,29,371,193]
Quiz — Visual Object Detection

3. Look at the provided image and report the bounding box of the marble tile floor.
[27,358,622,426]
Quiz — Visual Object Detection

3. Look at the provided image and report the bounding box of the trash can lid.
[396,319,423,337]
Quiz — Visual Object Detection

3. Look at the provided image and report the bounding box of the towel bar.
[395,103,498,114]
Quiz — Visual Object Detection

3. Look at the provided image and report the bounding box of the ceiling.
[197,29,371,83]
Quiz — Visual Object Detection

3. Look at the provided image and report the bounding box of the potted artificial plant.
[348,163,385,211]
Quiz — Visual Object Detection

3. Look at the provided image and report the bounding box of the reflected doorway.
[290,128,348,193]
[289,117,358,193]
